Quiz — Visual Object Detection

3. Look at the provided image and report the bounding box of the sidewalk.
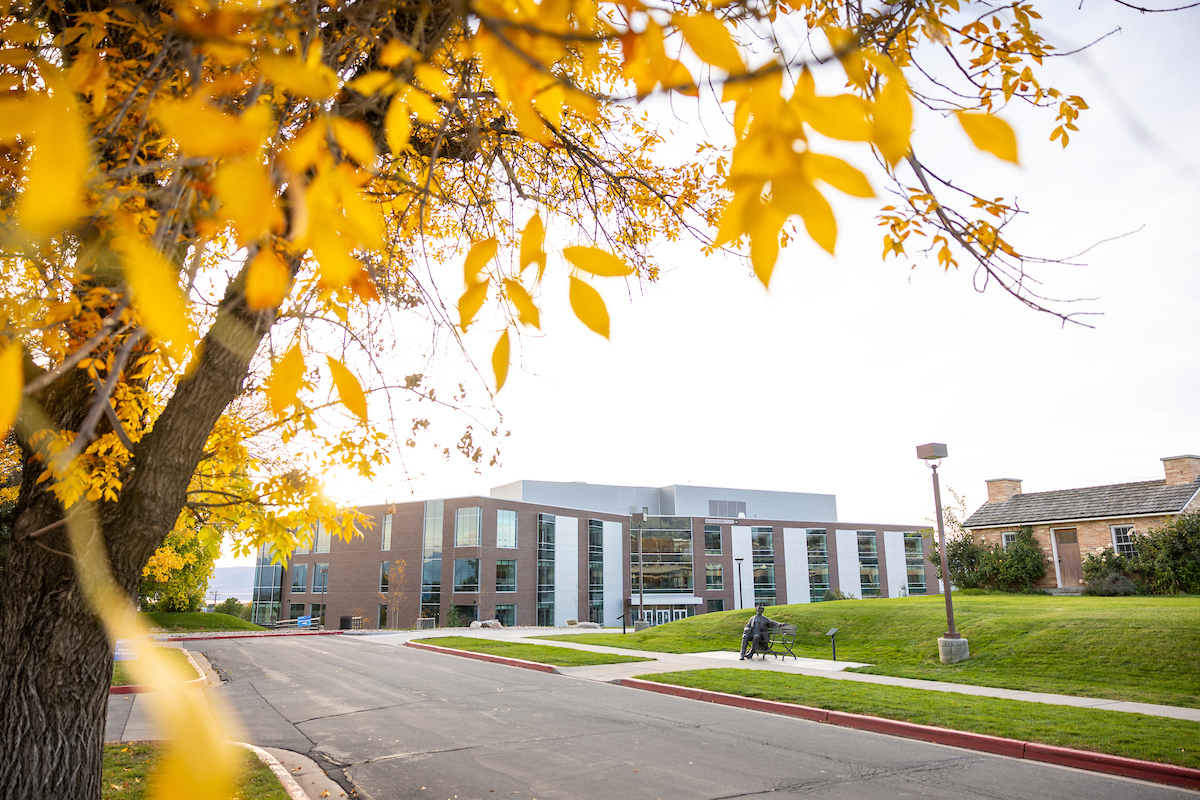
[387,628,1200,723]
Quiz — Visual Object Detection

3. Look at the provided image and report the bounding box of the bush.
[929,526,1046,593]
[214,597,244,616]
[1085,512,1200,596]
[822,588,857,601]
[1085,573,1140,597]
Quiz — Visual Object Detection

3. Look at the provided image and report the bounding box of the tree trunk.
[0,265,278,798]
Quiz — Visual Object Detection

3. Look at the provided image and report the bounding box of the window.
[705,563,723,590]
[380,561,390,593]
[497,509,518,548]
[538,514,555,622]
[751,526,774,602]
[314,522,331,554]
[293,531,309,555]
[708,500,746,518]
[706,598,724,613]
[904,532,927,595]
[588,520,604,624]
[806,529,829,602]
[309,603,325,624]
[453,605,478,624]
[378,604,388,629]
[312,563,329,594]
[421,500,443,605]
[630,516,693,594]
[496,560,517,592]
[858,532,880,598]
[289,603,306,619]
[495,603,515,627]
[1111,525,1136,558]
[704,525,722,555]
[750,527,773,555]
[455,507,482,547]
[454,558,480,592]
[753,562,775,600]
[290,563,308,593]
[381,513,392,550]
[1002,531,1018,549]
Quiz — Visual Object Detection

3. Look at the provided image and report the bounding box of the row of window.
[287,562,329,594]
[997,525,1136,558]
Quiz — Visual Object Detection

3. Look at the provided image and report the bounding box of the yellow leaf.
[746,200,787,286]
[118,237,193,364]
[329,118,378,166]
[244,249,291,311]
[562,246,633,277]
[533,83,565,131]
[21,92,90,238]
[804,153,874,198]
[157,97,263,158]
[776,182,837,255]
[492,329,510,391]
[802,95,872,142]
[956,111,1020,164]
[327,357,368,425]
[414,64,452,100]
[568,276,609,338]
[265,346,305,417]
[0,340,23,440]
[384,97,412,155]
[346,71,394,96]
[464,238,498,286]
[872,69,912,166]
[281,120,327,173]
[214,157,283,245]
[309,227,359,287]
[458,282,487,332]
[673,12,745,74]
[519,213,545,273]
[259,55,339,100]
[379,40,418,67]
[403,86,441,124]
[503,279,540,329]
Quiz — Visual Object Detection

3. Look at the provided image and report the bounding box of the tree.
[214,596,245,617]
[137,524,219,613]
[0,0,1148,797]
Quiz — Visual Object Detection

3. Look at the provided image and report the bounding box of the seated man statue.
[740,603,782,660]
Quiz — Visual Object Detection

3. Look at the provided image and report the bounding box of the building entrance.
[639,605,694,626]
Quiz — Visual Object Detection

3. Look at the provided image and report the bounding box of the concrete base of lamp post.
[633,620,650,632]
[938,637,970,664]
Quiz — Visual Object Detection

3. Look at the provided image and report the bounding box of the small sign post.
[825,628,839,661]
[297,615,312,628]
[114,640,140,662]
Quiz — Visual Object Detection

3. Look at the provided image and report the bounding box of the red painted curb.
[404,641,557,673]
[165,630,346,642]
[617,678,1200,791]
[109,650,208,695]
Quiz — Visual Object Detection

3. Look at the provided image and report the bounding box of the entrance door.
[655,609,671,626]
[672,609,688,621]
[1055,529,1082,587]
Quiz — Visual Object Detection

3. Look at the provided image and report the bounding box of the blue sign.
[297,616,312,627]
[114,640,139,661]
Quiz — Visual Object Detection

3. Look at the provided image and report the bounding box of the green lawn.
[103,743,290,799]
[111,647,196,687]
[543,594,1200,707]
[142,611,265,632]
[417,636,655,667]
[640,669,1200,769]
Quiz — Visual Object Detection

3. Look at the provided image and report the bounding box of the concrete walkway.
[377,627,1200,723]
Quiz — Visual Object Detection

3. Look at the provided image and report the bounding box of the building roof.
[963,478,1200,528]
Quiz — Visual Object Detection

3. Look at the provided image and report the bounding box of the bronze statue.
[740,603,782,660]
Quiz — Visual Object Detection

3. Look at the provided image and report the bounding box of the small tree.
[214,597,244,617]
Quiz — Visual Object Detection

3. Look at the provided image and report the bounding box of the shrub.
[1087,512,1200,596]
[1085,573,1140,597]
[822,588,857,601]
[929,526,1045,593]
[214,597,244,616]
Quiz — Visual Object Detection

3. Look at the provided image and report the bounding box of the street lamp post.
[917,443,970,664]
[734,558,744,610]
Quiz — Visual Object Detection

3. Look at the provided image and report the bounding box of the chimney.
[986,478,1023,504]
[1162,455,1200,486]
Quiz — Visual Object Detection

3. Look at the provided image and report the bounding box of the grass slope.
[111,647,195,687]
[641,669,1200,769]
[143,611,264,632]
[417,636,655,667]
[103,743,290,799]
[545,594,1200,707]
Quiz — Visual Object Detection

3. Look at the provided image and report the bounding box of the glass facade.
[310,603,325,624]
[421,500,443,615]
[497,509,517,548]
[495,559,517,592]
[630,516,693,594]
[314,521,330,553]
[705,563,723,590]
[806,529,829,602]
[495,603,515,627]
[455,506,481,547]
[378,604,387,628]
[537,514,555,625]
[381,513,392,550]
[704,524,722,555]
[904,532,927,594]
[251,543,282,625]
[706,598,724,613]
[380,561,390,593]
[290,562,308,593]
[588,520,604,623]
[289,602,305,619]
[453,558,480,592]
[312,563,329,594]
[858,531,880,598]
[751,526,774,604]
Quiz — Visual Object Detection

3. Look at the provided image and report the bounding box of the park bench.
[749,624,798,661]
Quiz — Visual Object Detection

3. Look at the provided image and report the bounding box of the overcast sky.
[221,3,1200,567]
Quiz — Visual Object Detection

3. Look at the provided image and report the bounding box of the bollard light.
[826,627,839,661]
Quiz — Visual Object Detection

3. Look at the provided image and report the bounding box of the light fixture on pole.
[734,557,744,610]
[917,442,970,664]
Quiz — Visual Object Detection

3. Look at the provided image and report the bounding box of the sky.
[219,3,1200,567]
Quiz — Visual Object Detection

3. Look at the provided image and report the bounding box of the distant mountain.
[210,566,255,602]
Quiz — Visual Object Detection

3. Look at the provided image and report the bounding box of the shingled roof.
[963,478,1200,528]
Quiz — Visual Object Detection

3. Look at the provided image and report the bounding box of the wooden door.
[1056,529,1082,587]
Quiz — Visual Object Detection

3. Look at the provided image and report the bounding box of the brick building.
[962,455,1200,591]
[251,480,933,628]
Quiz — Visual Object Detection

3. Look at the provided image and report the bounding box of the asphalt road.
[190,635,1193,800]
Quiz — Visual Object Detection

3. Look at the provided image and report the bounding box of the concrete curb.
[109,648,208,695]
[618,678,1200,791]
[235,742,309,800]
[164,630,346,642]
[404,640,558,673]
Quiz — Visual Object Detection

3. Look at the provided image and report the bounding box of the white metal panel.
[554,516,579,626]
[730,526,754,610]
[883,530,906,598]
[782,527,810,605]
[602,520,624,627]
[833,530,860,598]
[671,485,838,522]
